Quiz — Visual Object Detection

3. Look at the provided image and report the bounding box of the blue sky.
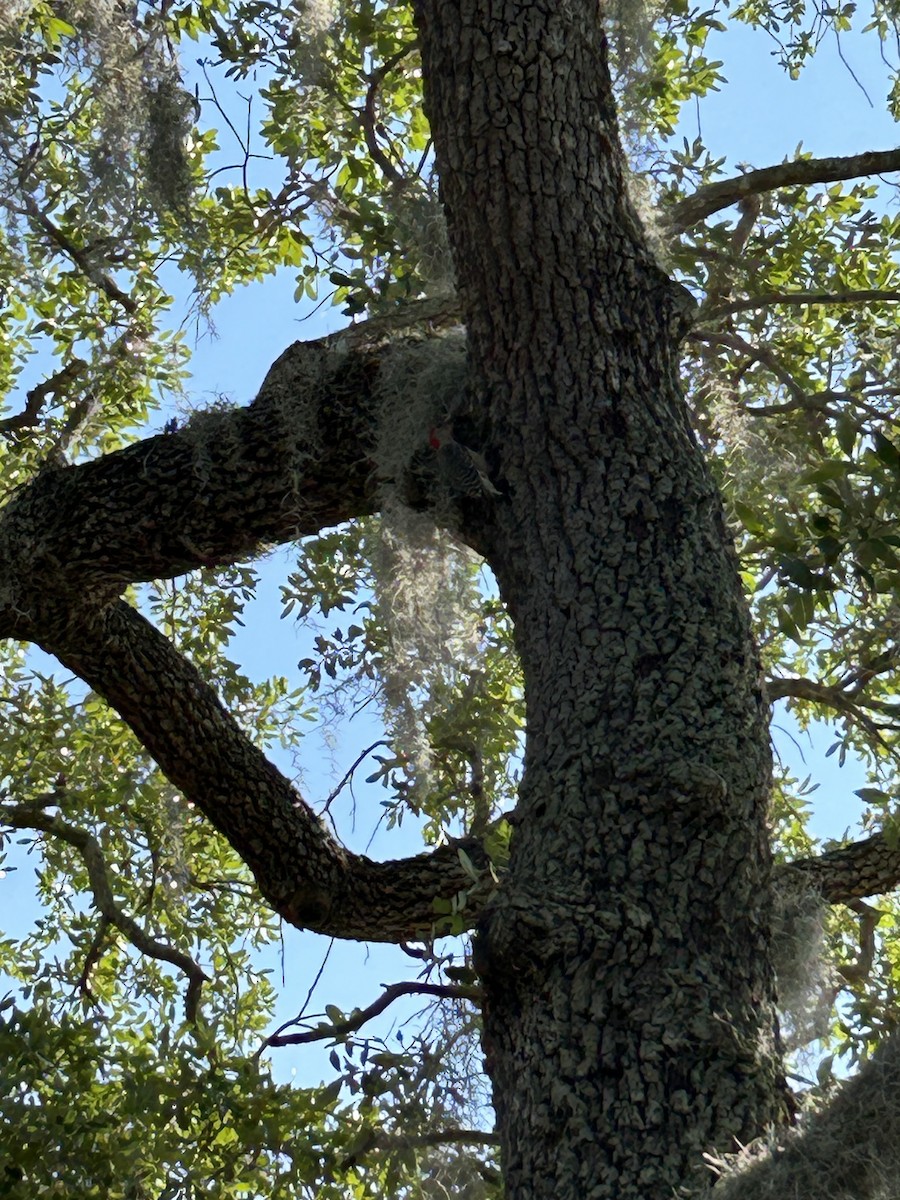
[4,10,899,1086]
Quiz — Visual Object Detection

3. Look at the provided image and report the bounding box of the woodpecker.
[428,424,500,497]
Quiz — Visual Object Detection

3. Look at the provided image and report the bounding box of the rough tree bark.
[411,2,785,1195]
[9,1,889,1198]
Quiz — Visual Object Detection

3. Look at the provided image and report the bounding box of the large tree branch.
[785,833,900,904]
[339,1125,499,1174]
[768,674,865,712]
[768,675,900,729]
[767,683,900,902]
[670,147,900,233]
[27,597,492,943]
[0,298,462,635]
[375,1128,499,1150]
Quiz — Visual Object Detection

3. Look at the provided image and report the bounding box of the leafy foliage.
[3,0,900,1193]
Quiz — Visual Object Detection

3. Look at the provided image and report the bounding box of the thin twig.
[704,288,900,323]
[360,45,416,186]
[375,1127,498,1150]
[261,980,481,1050]
[0,359,88,437]
[73,915,111,1004]
[255,939,336,1060]
[322,740,388,813]
[20,196,137,316]
[689,328,807,402]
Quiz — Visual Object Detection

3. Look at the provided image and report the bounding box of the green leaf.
[853,787,891,804]
[873,431,900,468]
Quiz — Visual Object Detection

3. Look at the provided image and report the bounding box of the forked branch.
[262,980,480,1049]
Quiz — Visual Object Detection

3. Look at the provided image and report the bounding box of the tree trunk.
[412,1,786,1195]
